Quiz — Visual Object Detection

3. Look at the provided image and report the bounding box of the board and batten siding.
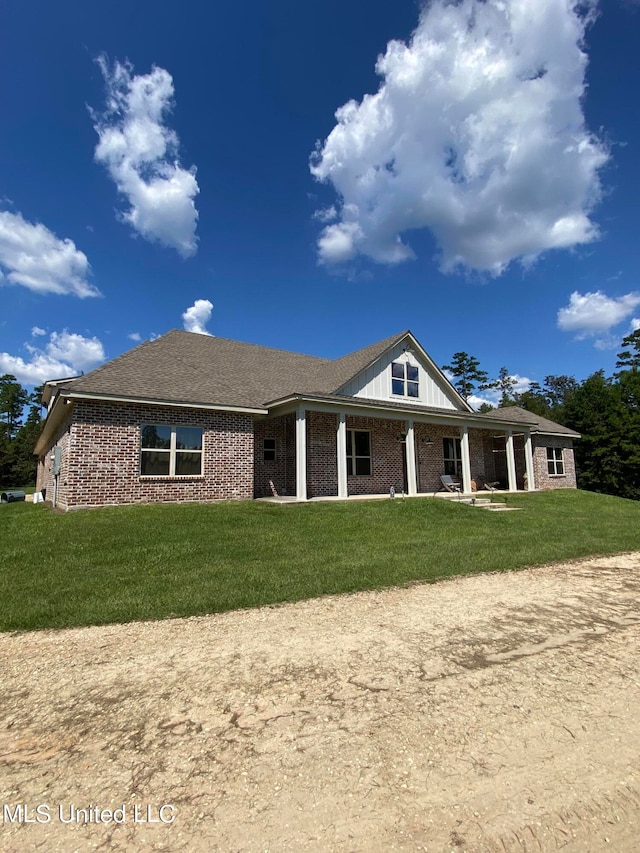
[337,341,464,411]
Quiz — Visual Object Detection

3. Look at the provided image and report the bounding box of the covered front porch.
[254,398,536,502]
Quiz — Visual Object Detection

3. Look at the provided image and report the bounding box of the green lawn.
[1,490,639,632]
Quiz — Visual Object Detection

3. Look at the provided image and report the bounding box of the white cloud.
[182,299,213,335]
[0,330,105,385]
[92,57,199,257]
[469,374,532,410]
[630,318,640,333]
[128,332,142,341]
[44,331,105,371]
[31,326,46,337]
[557,290,640,338]
[312,205,338,223]
[310,0,607,273]
[0,211,98,297]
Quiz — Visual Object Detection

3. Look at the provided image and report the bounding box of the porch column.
[337,412,348,498]
[405,419,417,496]
[460,424,472,495]
[524,430,536,491]
[296,405,307,501]
[506,429,517,492]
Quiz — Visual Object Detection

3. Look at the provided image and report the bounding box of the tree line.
[444,329,640,501]
[0,377,44,489]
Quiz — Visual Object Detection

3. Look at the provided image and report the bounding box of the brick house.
[34,330,579,510]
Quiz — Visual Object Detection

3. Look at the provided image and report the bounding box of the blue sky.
[1,0,639,407]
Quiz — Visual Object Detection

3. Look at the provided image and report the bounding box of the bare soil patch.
[1,554,640,851]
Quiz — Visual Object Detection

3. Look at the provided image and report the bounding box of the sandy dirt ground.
[1,554,640,852]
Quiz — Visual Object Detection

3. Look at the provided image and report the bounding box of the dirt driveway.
[1,554,640,852]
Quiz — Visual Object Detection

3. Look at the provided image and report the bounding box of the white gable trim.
[336,332,473,413]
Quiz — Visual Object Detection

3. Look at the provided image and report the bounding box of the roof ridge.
[167,329,330,363]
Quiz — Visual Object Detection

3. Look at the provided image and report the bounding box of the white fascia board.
[334,331,474,414]
[402,332,474,413]
[34,395,73,456]
[62,391,267,416]
[533,430,581,439]
[267,395,523,428]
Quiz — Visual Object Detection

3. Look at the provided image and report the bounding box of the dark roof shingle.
[55,329,410,409]
[480,406,580,437]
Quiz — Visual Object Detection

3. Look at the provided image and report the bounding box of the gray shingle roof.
[480,406,580,437]
[55,329,410,410]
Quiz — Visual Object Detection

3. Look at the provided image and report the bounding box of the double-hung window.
[547,447,564,476]
[140,425,203,476]
[346,430,371,476]
[391,362,419,398]
[443,437,462,478]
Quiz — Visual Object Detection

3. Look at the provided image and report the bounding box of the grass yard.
[1,489,639,632]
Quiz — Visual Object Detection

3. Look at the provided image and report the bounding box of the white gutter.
[266,394,532,430]
[61,390,268,416]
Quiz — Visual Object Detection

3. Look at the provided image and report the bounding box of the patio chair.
[439,474,462,498]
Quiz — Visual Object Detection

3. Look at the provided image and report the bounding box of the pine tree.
[485,367,518,407]
[442,352,489,401]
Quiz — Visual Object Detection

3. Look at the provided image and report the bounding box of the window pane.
[547,461,555,475]
[346,431,352,455]
[407,365,419,381]
[346,457,353,476]
[175,427,202,450]
[175,451,202,475]
[392,362,405,379]
[556,461,564,474]
[443,438,454,458]
[355,457,371,475]
[407,381,419,397]
[142,425,171,449]
[546,448,554,461]
[141,450,170,475]
[354,431,370,456]
[392,378,405,395]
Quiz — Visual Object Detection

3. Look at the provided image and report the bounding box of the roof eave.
[266,394,534,428]
[61,390,268,415]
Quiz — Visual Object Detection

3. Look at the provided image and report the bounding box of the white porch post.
[406,419,417,496]
[337,412,348,498]
[506,429,517,492]
[296,405,307,501]
[460,424,472,495]
[524,430,536,491]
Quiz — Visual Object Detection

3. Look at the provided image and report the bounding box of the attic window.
[391,362,419,398]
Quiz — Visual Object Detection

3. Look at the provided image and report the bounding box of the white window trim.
[391,361,419,399]
[443,436,463,477]
[347,429,372,477]
[140,425,204,477]
[546,446,565,476]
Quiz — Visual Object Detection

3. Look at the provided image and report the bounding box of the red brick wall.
[533,436,577,489]
[307,411,339,498]
[414,424,488,492]
[345,416,405,495]
[253,414,295,498]
[44,400,254,509]
[36,408,73,509]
